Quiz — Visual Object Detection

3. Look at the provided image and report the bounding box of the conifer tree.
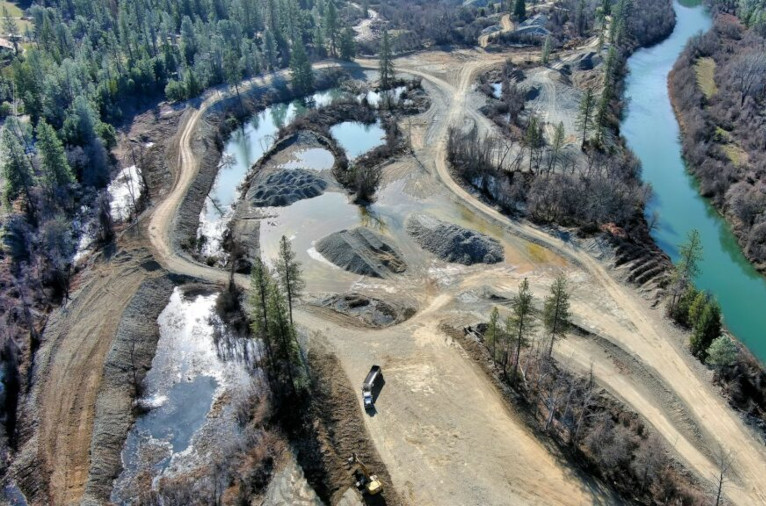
[36,121,74,193]
[509,278,536,383]
[575,88,596,149]
[543,274,571,357]
[379,28,395,89]
[513,0,526,21]
[1,126,34,207]
[290,41,314,94]
[276,235,305,326]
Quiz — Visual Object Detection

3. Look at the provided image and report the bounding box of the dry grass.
[722,143,749,166]
[0,1,32,34]
[694,57,718,99]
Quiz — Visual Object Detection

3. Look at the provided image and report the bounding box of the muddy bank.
[406,213,504,265]
[317,293,416,328]
[82,274,192,504]
[316,228,406,278]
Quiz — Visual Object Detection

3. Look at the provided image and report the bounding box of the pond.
[329,120,386,160]
[111,289,253,503]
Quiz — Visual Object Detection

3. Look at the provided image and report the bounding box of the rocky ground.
[249,169,328,208]
[315,293,416,328]
[405,213,504,265]
[316,228,407,278]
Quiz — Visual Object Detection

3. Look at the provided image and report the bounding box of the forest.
[0,0,367,474]
[670,8,766,267]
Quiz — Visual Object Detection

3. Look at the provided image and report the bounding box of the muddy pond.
[111,288,254,503]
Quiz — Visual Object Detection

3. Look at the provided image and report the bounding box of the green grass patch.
[694,57,718,99]
[0,2,32,34]
[722,143,748,166]
[0,1,23,17]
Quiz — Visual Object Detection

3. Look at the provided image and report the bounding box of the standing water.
[112,289,253,502]
[623,1,766,362]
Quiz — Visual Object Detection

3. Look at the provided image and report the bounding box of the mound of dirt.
[320,293,416,327]
[316,227,406,278]
[249,169,327,207]
[405,213,504,265]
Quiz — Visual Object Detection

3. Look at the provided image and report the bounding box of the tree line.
[468,274,709,504]
[0,0,360,452]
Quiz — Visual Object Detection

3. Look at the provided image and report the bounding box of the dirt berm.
[316,227,406,278]
[405,213,504,265]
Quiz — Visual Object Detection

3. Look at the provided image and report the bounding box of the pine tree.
[266,281,300,396]
[290,41,314,95]
[543,274,571,357]
[36,120,75,193]
[548,121,565,173]
[509,278,536,383]
[339,27,356,61]
[690,299,721,359]
[487,306,500,362]
[250,258,277,385]
[325,0,339,56]
[276,235,305,326]
[2,8,19,54]
[575,88,596,149]
[670,229,703,314]
[1,126,34,207]
[513,0,526,21]
[379,28,395,89]
[541,35,552,65]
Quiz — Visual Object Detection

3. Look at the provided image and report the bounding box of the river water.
[623,0,766,362]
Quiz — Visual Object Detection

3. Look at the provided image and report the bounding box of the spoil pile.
[406,213,504,265]
[316,227,406,278]
[248,169,327,207]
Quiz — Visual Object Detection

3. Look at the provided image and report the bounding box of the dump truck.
[362,365,382,410]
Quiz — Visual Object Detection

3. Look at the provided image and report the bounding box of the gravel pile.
[316,227,406,278]
[405,213,504,265]
[248,169,327,207]
[320,293,416,327]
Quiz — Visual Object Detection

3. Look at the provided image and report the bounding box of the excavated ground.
[18,45,766,506]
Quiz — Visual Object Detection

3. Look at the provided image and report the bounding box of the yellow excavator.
[348,453,383,496]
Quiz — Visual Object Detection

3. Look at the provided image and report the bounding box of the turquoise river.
[623,0,766,361]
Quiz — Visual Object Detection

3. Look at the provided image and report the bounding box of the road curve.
[145,53,766,504]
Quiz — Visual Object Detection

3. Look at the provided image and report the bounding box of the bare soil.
[23,45,766,506]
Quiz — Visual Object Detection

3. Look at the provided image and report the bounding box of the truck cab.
[363,390,374,409]
[362,365,382,410]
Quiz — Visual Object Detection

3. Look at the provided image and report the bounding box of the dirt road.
[144,53,600,506]
[298,306,600,505]
[37,46,766,504]
[402,50,766,504]
[33,247,159,504]
[142,48,766,504]
[479,14,513,48]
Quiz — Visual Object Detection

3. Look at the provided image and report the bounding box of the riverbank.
[668,14,766,272]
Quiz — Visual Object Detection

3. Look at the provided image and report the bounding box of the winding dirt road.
[143,48,766,504]
[37,48,766,504]
[478,14,513,48]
